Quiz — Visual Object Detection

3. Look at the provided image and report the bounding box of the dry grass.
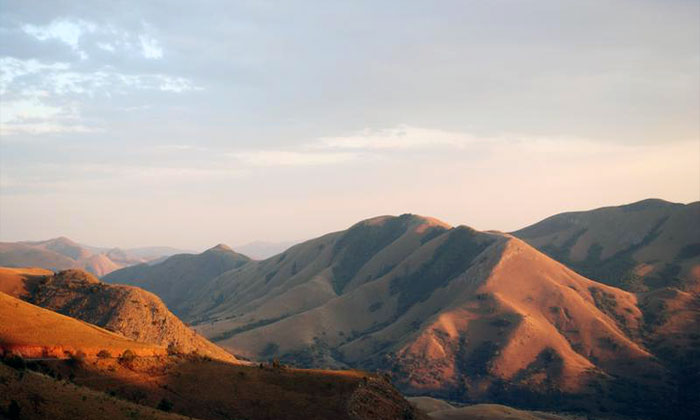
[0,292,164,358]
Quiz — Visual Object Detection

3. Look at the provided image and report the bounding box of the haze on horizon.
[1,0,698,250]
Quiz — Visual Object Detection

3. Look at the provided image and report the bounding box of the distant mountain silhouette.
[103,244,251,317]
[0,237,184,276]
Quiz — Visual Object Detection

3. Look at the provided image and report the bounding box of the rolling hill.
[103,244,251,316]
[0,267,237,363]
[513,199,700,292]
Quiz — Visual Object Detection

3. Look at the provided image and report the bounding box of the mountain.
[0,241,77,272]
[0,267,237,363]
[512,199,700,292]
[0,237,173,276]
[0,291,425,420]
[156,214,674,417]
[103,244,251,316]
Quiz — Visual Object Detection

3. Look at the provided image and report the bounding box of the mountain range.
[0,237,187,276]
[2,198,698,419]
[98,198,699,418]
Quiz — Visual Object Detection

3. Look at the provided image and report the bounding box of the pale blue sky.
[1,0,698,250]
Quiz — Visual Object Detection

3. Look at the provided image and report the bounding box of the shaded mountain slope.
[638,287,700,417]
[0,268,237,363]
[513,199,700,292]
[173,215,672,417]
[0,363,196,420]
[16,355,426,420]
[103,244,251,316]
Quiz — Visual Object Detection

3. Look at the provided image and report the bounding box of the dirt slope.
[0,268,237,363]
[513,199,700,292]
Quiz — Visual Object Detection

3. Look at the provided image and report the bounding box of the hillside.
[0,291,165,358]
[0,296,425,420]
[153,214,674,417]
[103,244,251,316]
[0,237,165,276]
[0,363,196,420]
[0,267,237,363]
[513,199,700,292]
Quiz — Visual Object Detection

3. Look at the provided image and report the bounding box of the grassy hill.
[513,199,700,292]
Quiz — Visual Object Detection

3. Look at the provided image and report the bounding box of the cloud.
[0,56,200,135]
[229,150,358,167]
[22,19,96,59]
[139,35,163,59]
[315,125,479,150]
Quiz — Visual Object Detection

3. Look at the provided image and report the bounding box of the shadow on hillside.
[20,354,425,420]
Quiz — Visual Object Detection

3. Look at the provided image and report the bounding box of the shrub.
[167,343,183,356]
[97,349,111,359]
[119,349,136,364]
[157,398,174,412]
[3,354,26,371]
[67,350,86,367]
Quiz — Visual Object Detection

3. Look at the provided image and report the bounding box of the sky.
[0,0,698,250]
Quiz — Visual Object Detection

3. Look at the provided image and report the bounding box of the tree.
[119,349,136,364]
[157,398,174,412]
[97,349,111,359]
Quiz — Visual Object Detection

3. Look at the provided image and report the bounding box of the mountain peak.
[358,213,451,229]
[207,243,234,253]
